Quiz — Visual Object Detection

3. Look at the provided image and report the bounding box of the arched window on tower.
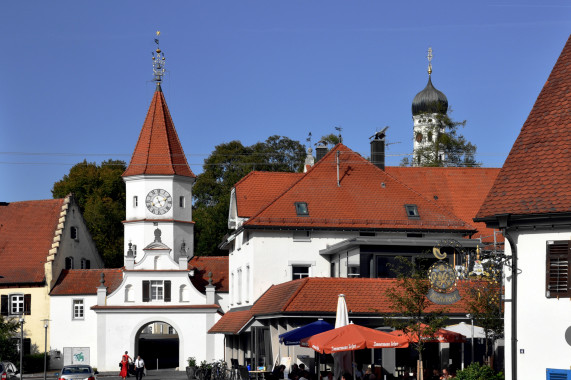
[65,257,74,269]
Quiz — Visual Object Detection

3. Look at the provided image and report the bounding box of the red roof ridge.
[279,277,310,312]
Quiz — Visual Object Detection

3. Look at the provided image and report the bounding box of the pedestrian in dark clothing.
[134,355,145,380]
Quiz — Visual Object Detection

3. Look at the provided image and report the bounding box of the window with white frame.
[237,268,243,304]
[292,266,310,280]
[151,280,164,300]
[10,294,24,315]
[73,299,84,319]
[142,280,171,302]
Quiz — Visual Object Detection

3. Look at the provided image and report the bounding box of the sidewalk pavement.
[23,369,188,380]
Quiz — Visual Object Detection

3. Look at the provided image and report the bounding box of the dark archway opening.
[135,321,179,369]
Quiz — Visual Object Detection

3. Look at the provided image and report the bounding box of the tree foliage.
[384,257,448,366]
[402,111,480,167]
[193,136,306,256]
[456,363,504,380]
[52,159,126,268]
[0,315,19,361]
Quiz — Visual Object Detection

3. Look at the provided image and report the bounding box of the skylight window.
[295,202,309,216]
[405,204,420,219]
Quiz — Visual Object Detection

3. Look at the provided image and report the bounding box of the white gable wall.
[504,229,571,379]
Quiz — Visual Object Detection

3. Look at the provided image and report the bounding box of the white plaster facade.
[502,230,571,379]
[124,175,195,262]
[412,113,444,165]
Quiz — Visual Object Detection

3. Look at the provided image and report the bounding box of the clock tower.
[122,36,196,263]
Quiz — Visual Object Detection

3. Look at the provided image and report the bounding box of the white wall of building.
[228,230,356,308]
[504,230,571,379]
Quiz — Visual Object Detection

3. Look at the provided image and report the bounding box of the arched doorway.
[135,321,179,369]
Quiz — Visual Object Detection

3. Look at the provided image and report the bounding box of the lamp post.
[466,314,475,364]
[19,315,25,380]
[43,319,49,380]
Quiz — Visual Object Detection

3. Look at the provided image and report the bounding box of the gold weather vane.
[152,31,166,83]
[427,47,433,76]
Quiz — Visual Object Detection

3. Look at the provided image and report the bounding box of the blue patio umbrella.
[279,319,334,346]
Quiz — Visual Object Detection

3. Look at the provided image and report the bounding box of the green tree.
[401,111,480,167]
[52,159,126,267]
[465,264,504,361]
[193,136,306,256]
[384,257,448,379]
[0,315,19,361]
[456,362,504,380]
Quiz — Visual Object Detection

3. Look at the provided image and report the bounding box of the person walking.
[134,355,146,380]
[120,351,132,380]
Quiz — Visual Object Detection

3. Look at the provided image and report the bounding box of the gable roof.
[234,171,304,218]
[386,167,500,241]
[188,256,229,293]
[476,35,571,219]
[0,198,65,285]
[50,269,123,295]
[123,84,195,178]
[243,144,475,232]
[209,277,476,334]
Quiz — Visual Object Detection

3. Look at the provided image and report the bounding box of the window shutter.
[546,240,571,298]
[1,295,7,316]
[164,281,171,302]
[24,294,31,315]
[142,281,150,302]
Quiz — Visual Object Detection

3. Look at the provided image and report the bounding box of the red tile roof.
[386,167,500,242]
[188,256,229,293]
[234,171,304,218]
[209,277,476,334]
[50,269,123,295]
[244,145,474,232]
[0,199,65,285]
[123,84,195,178]
[477,35,571,218]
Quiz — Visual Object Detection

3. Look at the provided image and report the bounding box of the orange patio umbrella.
[389,323,466,343]
[307,323,409,354]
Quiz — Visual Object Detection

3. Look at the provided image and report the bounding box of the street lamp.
[466,314,474,364]
[43,320,50,380]
[19,315,25,380]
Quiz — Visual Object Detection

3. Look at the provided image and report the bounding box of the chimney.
[370,126,388,170]
[315,141,328,162]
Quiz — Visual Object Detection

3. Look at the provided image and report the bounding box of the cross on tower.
[427,47,433,75]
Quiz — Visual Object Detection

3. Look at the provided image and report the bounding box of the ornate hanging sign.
[427,240,464,305]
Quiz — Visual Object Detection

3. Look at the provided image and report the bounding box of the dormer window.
[295,202,309,216]
[405,204,420,219]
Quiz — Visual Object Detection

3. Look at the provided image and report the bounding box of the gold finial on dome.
[152,31,165,84]
[427,47,433,76]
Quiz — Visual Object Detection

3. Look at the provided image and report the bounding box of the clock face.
[146,189,173,215]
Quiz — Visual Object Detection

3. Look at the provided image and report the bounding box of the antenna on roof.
[152,31,166,85]
[427,47,433,76]
[335,126,343,143]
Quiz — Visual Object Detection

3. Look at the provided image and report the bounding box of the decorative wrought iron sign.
[427,239,465,305]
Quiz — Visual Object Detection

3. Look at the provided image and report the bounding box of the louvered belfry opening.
[546,240,571,298]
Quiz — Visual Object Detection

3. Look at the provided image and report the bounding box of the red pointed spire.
[123,83,195,178]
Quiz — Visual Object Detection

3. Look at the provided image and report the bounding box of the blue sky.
[1,1,569,202]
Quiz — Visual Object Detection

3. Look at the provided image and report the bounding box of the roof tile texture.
[386,167,500,241]
[210,277,476,334]
[50,269,123,295]
[0,199,64,285]
[245,145,473,232]
[189,256,229,292]
[234,171,304,218]
[123,85,195,178]
[477,35,571,218]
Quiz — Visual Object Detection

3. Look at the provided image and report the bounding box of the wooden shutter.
[164,281,171,302]
[546,240,571,298]
[24,294,31,315]
[142,281,150,302]
[0,295,7,316]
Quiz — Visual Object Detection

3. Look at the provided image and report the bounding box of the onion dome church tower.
[122,35,196,264]
[411,47,448,166]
